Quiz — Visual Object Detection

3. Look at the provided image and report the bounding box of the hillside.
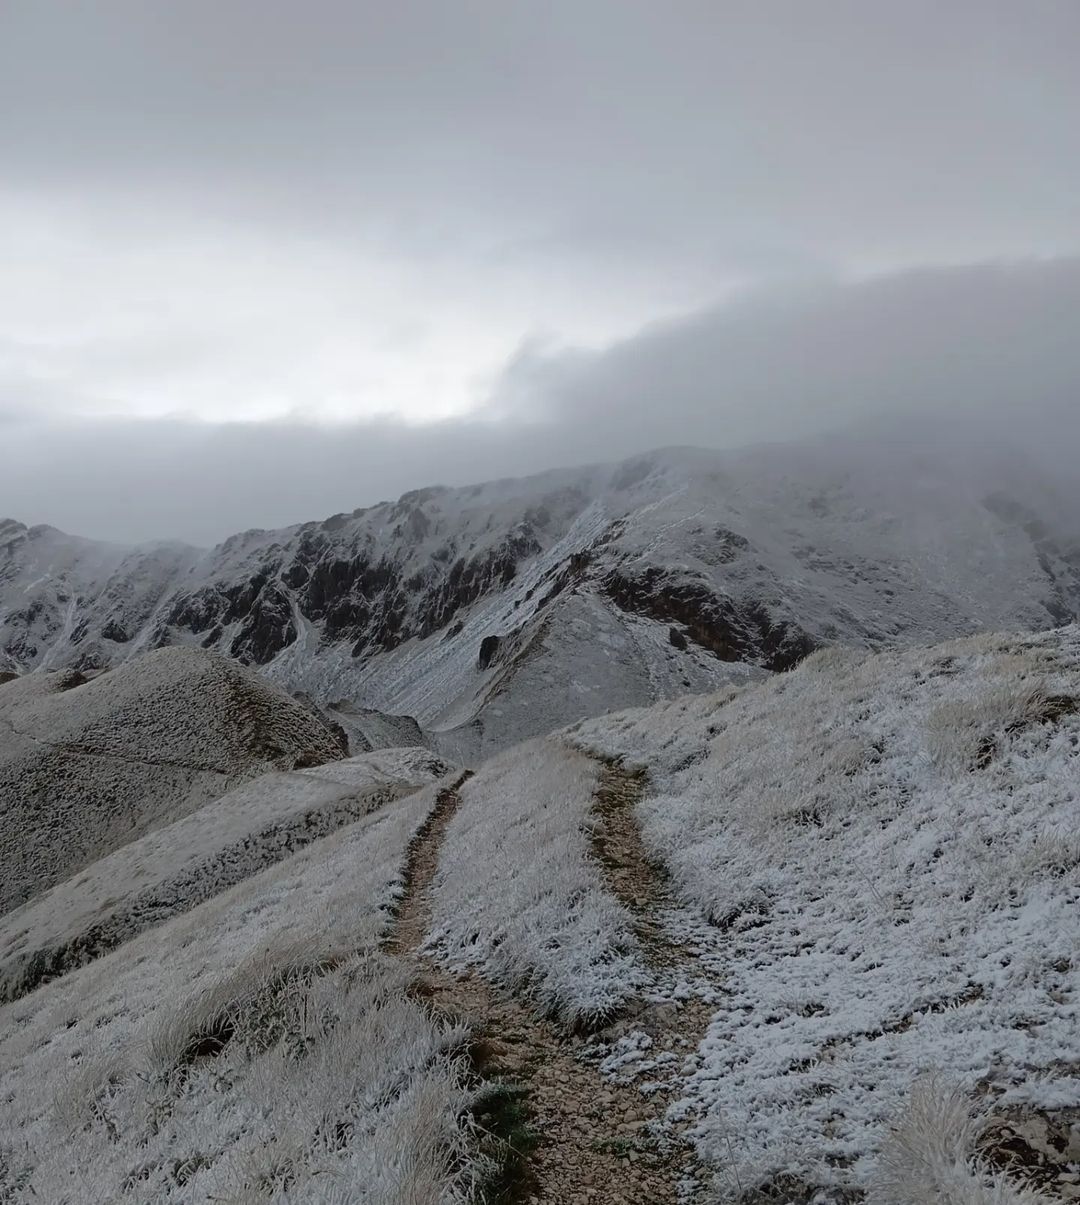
[4,439,1080,758]
[0,646,347,914]
[1,625,1077,1202]
[0,746,452,1004]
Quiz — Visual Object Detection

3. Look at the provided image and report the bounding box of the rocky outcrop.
[477,634,501,670]
[600,567,815,672]
[4,444,1080,749]
[161,526,543,667]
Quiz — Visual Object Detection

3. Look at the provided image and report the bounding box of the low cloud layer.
[5,259,1079,545]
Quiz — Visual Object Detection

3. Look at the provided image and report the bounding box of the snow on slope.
[0,776,478,1205]
[5,437,1079,757]
[570,625,1080,1199]
[0,647,346,914]
[0,747,452,1004]
[0,518,200,670]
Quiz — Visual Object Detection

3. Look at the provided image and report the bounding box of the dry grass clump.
[870,1075,1053,1205]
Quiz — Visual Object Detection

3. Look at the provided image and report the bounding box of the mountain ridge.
[4,438,1080,757]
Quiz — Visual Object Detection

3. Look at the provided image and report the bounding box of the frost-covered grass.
[427,738,643,1026]
[0,647,346,913]
[572,626,1080,1197]
[0,777,481,1204]
[869,1073,1053,1205]
[0,748,452,1004]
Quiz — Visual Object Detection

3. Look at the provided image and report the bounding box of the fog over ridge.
[4,257,1079,544]
[2,2,1077,541]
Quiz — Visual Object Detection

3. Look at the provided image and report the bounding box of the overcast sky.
[2,1,1078,543]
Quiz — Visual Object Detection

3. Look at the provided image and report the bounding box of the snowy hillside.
[568,624,1080,1200]
[2,625,1077,1203]
[4,437,1079,756]
[0,647,346,914]
[0,747,452,1004]
[0,776,483,1205]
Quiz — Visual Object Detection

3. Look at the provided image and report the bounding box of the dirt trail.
[382,757,724,1204]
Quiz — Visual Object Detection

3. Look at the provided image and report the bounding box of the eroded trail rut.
[383,756,723,1204]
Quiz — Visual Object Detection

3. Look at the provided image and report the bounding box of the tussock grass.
[0,777,485,1203]
[870,1074,1053,1205]
[573,625,1080,1197]
[427,738,644,1027]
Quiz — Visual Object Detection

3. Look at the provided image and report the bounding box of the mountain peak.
[3,441,1078,759]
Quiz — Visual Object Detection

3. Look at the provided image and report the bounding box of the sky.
[1,1,1078,543]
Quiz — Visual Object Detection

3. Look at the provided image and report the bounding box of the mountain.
[0,646,347,914]
[1,623,1077,1203]
[3,438,1080,758]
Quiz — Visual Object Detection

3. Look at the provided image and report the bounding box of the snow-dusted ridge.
[0,646,347,913]
[3,437,1080,1200]
[0,624,1078,1200]
[569,623,1080,1199]
[0,747,452,1004]
[5,437,1080,757]
[0,778,480,1204]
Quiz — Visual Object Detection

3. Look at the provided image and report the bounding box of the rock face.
[3,439,1080,757]
[0,647,347,914]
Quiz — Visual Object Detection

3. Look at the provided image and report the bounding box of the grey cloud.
[494,259,1080,443]
[3,3,1078,540]
[4,260,1079,545]
[2,1,1078,267]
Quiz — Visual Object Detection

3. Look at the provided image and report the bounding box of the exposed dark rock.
[154,523,544,671]
[478,634,501,670]
[100,620,131,643]
[601,567,815,672]
[668,627,688,651]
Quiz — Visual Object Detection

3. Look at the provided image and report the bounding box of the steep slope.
[4,437,1080,755]
[0,747,452,1004]
[568,624,1080,1201]
[0,776,482,1205]
[1,627,1078,1202]
[0,647,346,914]
[0,518,200,670]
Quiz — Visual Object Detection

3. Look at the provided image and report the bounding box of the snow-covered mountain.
[4,438,1079,756]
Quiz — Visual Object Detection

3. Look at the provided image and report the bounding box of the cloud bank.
[5,259,1079,544]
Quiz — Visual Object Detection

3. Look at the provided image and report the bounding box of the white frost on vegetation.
[0,647,347,913]
[572,626,1080,1196]
[869,1073,1053,1205]
[0,778,479,1204]
[428,738,644,1026]
[0,748,452,1003]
